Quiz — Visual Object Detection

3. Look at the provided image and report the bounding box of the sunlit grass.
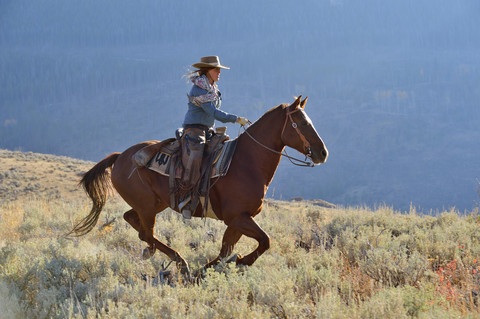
[1,149,480,318]
[1,196,480,318]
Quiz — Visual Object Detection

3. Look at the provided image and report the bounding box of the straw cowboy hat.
[192,56,230,70]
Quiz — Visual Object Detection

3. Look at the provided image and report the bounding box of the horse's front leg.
[203,226,243,269]
[227,212,270,266]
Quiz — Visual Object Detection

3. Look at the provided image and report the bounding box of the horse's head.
[281,96,328,164]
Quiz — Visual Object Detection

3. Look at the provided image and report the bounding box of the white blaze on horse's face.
[298,109,328,164]
[300,109,313,126]
[298,109,318,136]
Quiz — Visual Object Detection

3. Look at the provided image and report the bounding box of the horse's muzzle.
[311,147,328,164]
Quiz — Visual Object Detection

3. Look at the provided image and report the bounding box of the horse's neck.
[242,108,285,186]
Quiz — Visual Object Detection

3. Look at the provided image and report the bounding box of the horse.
[69,96,328,277]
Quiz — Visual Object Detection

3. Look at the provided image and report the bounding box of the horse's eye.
[301,121,308,126]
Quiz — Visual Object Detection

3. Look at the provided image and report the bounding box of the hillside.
[0,149,92,203]
[1,150,480,318]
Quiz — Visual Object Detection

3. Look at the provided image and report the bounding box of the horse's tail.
[66,152,120,237]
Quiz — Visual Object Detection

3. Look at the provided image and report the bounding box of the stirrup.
[182,209,192,219]
[179,196,191,210]
[179,196,193,219]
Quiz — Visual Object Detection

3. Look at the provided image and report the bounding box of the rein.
[242,108,315,167]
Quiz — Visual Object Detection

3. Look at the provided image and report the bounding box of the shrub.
[1,197,480,317]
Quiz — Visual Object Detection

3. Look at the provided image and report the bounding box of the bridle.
[281,108,312,157]
[242,107,316,167]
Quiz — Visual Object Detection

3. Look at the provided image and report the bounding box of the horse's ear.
[300,96,308,109]
[291,95,302,110]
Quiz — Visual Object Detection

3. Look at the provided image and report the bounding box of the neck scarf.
[187,75,220,106]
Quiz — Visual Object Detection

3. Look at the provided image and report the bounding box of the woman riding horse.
[180,56,248,219]
[70,95,328,279]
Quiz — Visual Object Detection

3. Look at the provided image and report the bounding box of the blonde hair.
[185,67,215,82]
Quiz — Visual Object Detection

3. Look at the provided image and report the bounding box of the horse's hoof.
[180,266,194,283]
[142,248,152,260]
[234,254,245,265]
[226,253,242,264]
[180,265,191,277]
[192,268,206,280]
[175,260,191,278]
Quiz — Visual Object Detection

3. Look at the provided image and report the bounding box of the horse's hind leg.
[124,209,153,257]
[124,209,141,232]
[123,208,190,276]
[137,209,191,277]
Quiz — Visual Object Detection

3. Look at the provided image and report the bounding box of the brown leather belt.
[183,124,209,131]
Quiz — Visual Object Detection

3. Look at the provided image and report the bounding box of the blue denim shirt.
[182,85,238,128]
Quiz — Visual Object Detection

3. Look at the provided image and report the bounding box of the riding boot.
[181,128,206,188]
[179,127,206,219]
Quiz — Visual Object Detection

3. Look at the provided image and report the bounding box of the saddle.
[132,127,238,218]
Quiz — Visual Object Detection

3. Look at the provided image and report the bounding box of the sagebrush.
[1,197,480,318]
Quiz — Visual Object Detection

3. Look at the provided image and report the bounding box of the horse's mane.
[247,103,288,130]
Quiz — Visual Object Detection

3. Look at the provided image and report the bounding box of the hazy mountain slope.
[1,0,479,211]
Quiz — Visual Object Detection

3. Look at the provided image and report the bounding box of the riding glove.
[236,117,249,126]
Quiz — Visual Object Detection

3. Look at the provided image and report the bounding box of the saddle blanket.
[147,139,238,179]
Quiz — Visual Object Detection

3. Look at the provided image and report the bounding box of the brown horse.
[70,96,328,277]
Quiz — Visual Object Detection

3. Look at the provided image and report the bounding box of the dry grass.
[0,149,92,202]
[1,149,480,318]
